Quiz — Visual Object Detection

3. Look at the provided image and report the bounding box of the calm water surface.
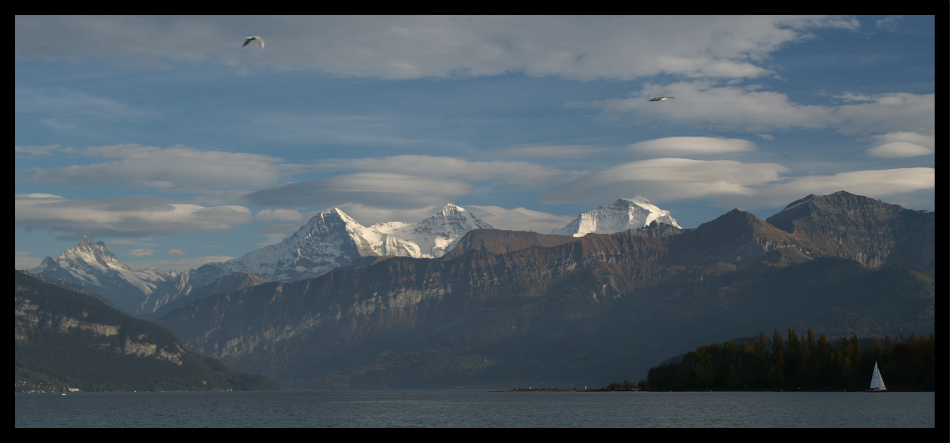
[15,390,934,428]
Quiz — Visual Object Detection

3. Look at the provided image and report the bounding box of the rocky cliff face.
[15,272,187,366]
[667,209,817,266]
[766,191,935,275]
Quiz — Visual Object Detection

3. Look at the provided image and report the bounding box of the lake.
[15,390,935,428]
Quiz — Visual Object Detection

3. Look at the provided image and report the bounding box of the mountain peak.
[552,196,682,237]
[437,203,466,217]
[615,196,651,206]
[60,235,119,266]
[765,191,935,273]
[77,234,95,247]
[31,236,173,315]
[314,207,352,221]
[671,208,814,265]
[370,204,494,257]
[775,191,891,217]
[415,204,493,228]
[294,207,363,237]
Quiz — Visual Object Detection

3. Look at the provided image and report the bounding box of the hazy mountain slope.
[15,271,278,392]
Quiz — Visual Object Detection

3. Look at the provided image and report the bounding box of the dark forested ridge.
[15,271,278,393]
[642,329,935,392]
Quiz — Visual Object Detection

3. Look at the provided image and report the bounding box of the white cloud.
[540,158,789,204]
[15,16,860,81]
[875,16,903,31]
[539,157,934,213]
[590,81,832,132]
[15,145,77,157]
[25,144,294,193]
[167,248,189,257]
[318,155,587,188]
[15,87,153,129]
[15,193,253,238]
[736,168,936,209]
[866,131,935,158]
[832,93,935,135]
[244,156,593,216]
[128,248,156,257]
[628,137,757,156]
[255,208,305,223]
[763,167,934,200]
[244,173,474,210]
[867,142,933,158]
[590,83,934,135]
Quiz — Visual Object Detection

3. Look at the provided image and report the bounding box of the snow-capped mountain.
[192,204,494,285]
[188,208,376,285]
[367,204,495,258]
[551,196,682,237]
[29,205,494,317]
[31,236,176,315]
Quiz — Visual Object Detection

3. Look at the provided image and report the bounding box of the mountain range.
[26,191,935,389]
[32,203,497,317]
[32,200,677,318]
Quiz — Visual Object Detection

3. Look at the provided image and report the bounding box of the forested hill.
[641,329,935,392]
[15,271,278,393]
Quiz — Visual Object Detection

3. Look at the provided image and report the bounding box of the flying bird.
[243,36,264,49]
[649,96,674,101]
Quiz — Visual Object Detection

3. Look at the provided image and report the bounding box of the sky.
[15,15,935,272]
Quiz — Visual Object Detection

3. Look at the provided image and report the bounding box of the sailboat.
[866,361,887,392]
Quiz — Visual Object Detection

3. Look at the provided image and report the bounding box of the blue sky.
[15,16,935,272]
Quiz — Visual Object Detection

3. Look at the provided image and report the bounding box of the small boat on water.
[866,361,887,392]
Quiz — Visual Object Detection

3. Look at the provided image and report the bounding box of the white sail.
[868,361,887,391]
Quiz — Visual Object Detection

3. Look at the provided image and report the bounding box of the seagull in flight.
[243,36,264,49]
[649,96,674,101]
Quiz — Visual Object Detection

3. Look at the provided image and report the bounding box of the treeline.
[641,329,934,391]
